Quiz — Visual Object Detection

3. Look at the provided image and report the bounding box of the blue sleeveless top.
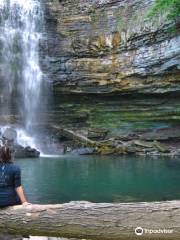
[0,163,21,207]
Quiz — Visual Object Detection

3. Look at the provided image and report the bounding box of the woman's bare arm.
[15,186,29,205]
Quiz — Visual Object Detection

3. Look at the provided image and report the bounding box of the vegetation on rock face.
[148,0,180,22]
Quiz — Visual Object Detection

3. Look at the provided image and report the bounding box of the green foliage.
[148,0,180,20]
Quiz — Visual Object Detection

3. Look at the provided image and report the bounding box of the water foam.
[0,0,45,151]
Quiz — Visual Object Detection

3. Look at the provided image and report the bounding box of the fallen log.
[51,125,97,147]
[50,125,176,156]
[0,201,180,239]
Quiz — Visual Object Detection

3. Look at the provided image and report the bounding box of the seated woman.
[0,145,29,207]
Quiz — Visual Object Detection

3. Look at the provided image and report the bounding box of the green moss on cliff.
[148,0,180,20]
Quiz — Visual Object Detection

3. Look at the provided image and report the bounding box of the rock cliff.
[42,0,180,95]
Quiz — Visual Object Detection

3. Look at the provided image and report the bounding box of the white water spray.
[0,0,44,149]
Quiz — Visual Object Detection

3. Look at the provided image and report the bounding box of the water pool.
[16,155,180,204]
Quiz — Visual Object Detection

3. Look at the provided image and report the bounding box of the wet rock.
[126,146,138,154]
[71,147,95,155]
[117,133,140,141]
[133,140,154,148]
[153,141,170,153]
[0,127,40,158]
[2,127,17,142]
[97,144,127,155]
[97,145,116,155]
[65,146,73,153]
[141,126,180,141]
[51,125,180,156]
[88,128,109,140]
[14,145,40,158]
[0,234,22,240]
[24,146,40,158]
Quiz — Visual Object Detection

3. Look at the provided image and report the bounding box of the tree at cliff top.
[148,0,180,23]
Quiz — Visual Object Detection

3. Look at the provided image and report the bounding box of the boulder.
[153,141,170,153]
[14,145,40,158]
[2,128,17,142]
[71,147,95,155]
[140,126,180,141]
[24,146,40,158]
[133,140,154,148]
[88,128,109,140]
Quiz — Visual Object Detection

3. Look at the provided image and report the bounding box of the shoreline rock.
[50,125,180,157]
[0,127,40,158]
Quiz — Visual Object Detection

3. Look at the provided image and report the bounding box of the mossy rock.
[133,140,154,148]
[153,141,170,153]
[97,145,116,155]
[97,144,127,155]
[88,128,109,140]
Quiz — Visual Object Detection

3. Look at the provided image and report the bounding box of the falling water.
[0,0,44,147]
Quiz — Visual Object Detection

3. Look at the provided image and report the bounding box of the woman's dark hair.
[0,145,12,163]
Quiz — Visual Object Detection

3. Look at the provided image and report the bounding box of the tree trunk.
[51,125,97,146]
[0,201,180,239]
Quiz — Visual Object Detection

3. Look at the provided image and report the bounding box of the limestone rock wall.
[41,0,180,95]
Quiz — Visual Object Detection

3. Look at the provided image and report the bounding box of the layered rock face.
[42,0,180,95]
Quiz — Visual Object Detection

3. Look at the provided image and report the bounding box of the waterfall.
[0,0,44,150]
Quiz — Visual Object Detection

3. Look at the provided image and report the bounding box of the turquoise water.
[16,155,180,204]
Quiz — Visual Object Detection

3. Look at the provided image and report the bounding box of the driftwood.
[50,125,178,156]
[0,201,180,239]
[51,125,97,146]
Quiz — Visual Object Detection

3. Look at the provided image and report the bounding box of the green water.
[16,155,180,204]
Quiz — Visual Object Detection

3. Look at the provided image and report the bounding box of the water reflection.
[16,155,180,203]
